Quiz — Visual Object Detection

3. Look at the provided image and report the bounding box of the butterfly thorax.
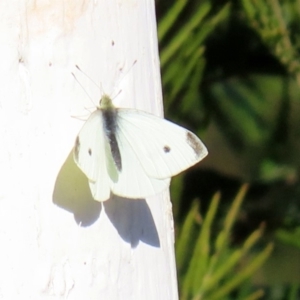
[100,94,114,109]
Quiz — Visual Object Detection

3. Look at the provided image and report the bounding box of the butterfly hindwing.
[74,110,111,201]
[109,127,171,198]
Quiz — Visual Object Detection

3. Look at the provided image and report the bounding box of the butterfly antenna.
[75,65,101,89]
[120,59,137,76]
[111,89,122,101]
[71,71,95,105]
[111,59,137,98]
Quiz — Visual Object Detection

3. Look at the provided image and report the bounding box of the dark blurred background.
[156,0,300,299]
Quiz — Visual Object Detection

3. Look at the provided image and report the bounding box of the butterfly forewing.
[116,109,208,179]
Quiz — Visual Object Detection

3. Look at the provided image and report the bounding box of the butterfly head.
[99,94,115,110]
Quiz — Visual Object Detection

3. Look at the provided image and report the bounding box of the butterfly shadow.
[52,151,160,248]
[104,196,160,248]
[53,151,102,226]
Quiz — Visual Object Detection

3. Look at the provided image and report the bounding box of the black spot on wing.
[186,131,203,157]
[88,148,92,156]
[74,136,80,161]
[163,145,171,153]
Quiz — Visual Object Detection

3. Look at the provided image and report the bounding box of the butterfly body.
[74,95,208,201]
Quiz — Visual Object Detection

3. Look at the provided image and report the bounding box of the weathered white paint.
[0,1,178,299]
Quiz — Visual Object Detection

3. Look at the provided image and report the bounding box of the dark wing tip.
[186,131,206,158]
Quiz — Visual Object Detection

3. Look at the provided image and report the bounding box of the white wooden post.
[0,1,178,299]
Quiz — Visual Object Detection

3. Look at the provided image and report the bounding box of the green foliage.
[156,0,300,298]
[241,0,300,83]
[158,0,230,124]
[288,284,300,300]
[276,227,300,249]
[206,73,300,179]
[176,186,273,300]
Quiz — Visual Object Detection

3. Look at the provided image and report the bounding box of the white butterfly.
[74,95,208,201]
